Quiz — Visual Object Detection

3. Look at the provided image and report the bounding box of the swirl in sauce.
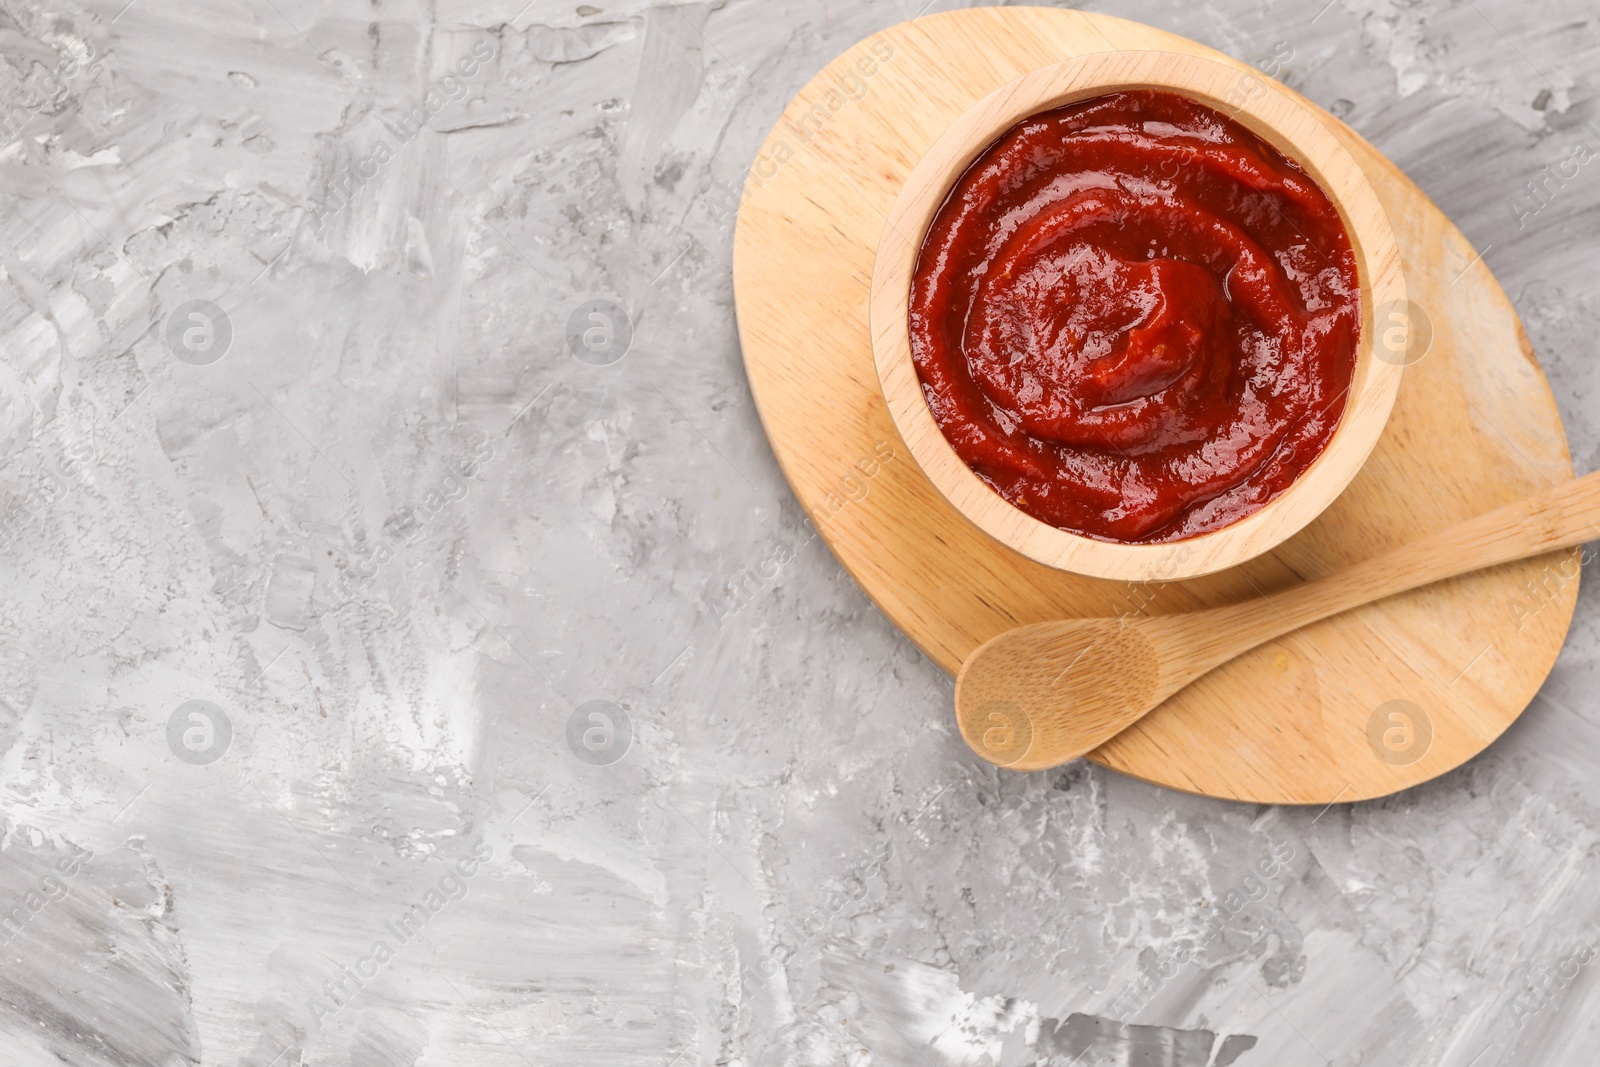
[910,90,1361,543]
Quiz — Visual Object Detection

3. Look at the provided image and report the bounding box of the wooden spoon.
[956,470,1600,771]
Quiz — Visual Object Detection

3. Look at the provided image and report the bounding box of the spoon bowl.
[958,620,1161,770]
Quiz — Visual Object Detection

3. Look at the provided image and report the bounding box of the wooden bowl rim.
[870,49,1407,581]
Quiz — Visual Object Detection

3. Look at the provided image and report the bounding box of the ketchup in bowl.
[909,89,1361,544]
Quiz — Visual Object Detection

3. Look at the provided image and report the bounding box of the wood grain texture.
[730,6,1579,804]
[870,49,1406,580]
[955,470,1600,771]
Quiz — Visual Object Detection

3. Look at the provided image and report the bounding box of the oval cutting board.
[731,7,1579,804]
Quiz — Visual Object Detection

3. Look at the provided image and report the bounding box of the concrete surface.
[1,0,1598,1064]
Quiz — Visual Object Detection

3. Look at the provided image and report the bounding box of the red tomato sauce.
[909,90,1360,543]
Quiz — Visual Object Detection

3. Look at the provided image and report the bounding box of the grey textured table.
[1,1,1597,1065]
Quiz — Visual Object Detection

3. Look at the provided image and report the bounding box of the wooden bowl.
[870,49,1406,582]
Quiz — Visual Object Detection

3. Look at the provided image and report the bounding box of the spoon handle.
[1184,469,1600,671]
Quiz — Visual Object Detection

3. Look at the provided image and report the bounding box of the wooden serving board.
[731,7,1579,804]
